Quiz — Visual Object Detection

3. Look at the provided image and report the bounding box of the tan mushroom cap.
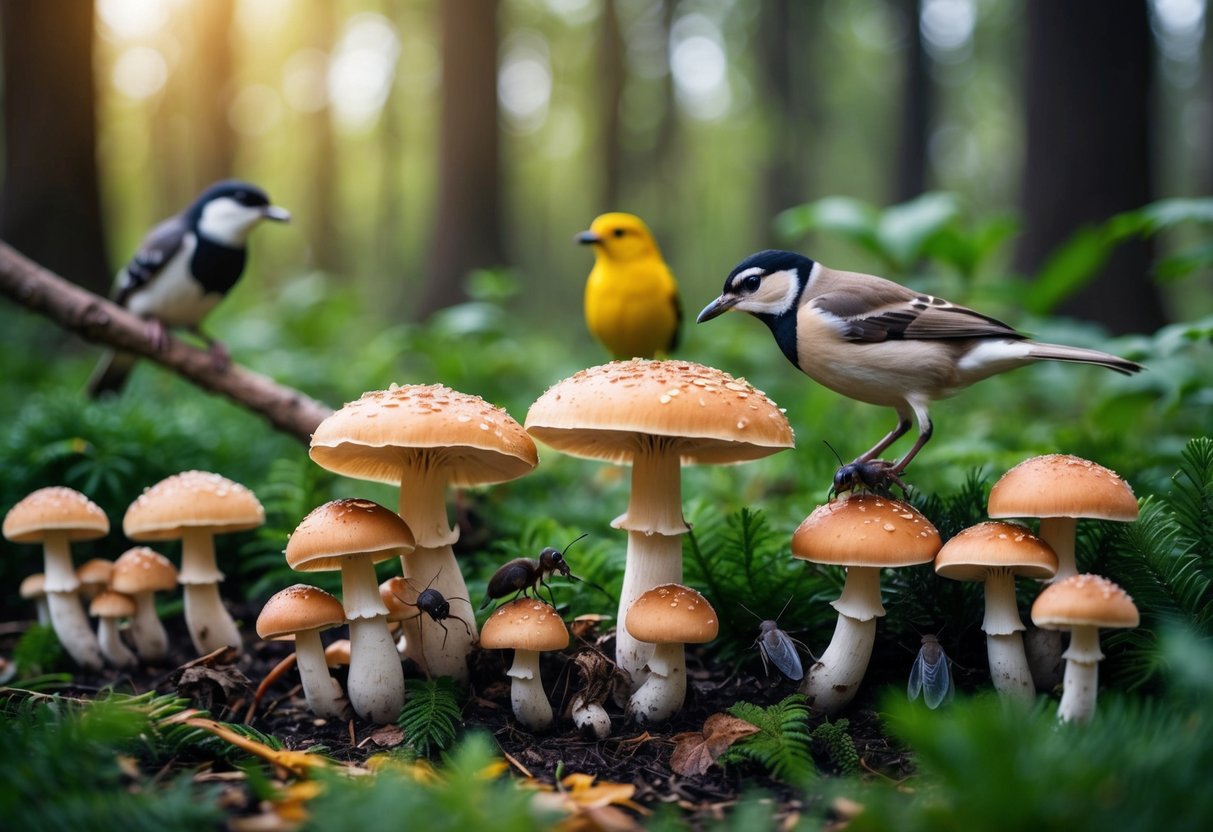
[626,584,719,645]
[379,576,417,623]
[988,454,1138,522]
[792,495,941,567]
[1031,573,1139,630]
[76,558,115,588]
[525,359,794,465]
[111,546,179,594]
[309,384,538,487]
[89,590,136,619]
[479,598,569,652]
[124,471,264,540]
[19,572,46,599]
[3,487,110,542]
[257,584,347,640]
[286,498,415,571]
[935,521,1058,581]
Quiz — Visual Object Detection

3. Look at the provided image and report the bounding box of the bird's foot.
[206,339,231,371]
[145,319,170,352]
[831,459,910,500]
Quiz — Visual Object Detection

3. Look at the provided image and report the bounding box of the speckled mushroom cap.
[792,495,941,567]
[1031,574,1139,630]
[110,547,179,594]
[3,487,109,542]
[988,454,1138,522]
[89,589,136,619]
[285,498,416,571]
[625,584,719,644]
[479,598,569,652]
[935,521,1058,581]
[123,471,264,540]
[309,384,538,488]
[256,584,347,640]
[76,558,114,589]
[524,360,794,465]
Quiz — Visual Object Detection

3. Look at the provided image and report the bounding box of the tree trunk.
[191,0,238,190]
[0,0,110,296]
[893,0,931,203]
[596,0,626,210]
[421,0,505,317]
[1016,0,1164,334]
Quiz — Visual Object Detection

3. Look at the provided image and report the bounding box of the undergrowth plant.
[720,694,816,784]
[398,677,464,758]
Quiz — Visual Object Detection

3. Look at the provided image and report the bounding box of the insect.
[741,599,811,682]
[481,533,606,609]
[825,441,909,499]
[907,634,954,709]
[390,575,473,649]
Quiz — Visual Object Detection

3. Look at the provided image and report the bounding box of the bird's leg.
[831,412,917,498]
[145,318,171,352]
[890,418,933,475]
[192,328,231,371]
[855,416,912,463]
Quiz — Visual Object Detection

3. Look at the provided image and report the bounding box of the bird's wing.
[812,291,1025,343]
[113,215,188,305]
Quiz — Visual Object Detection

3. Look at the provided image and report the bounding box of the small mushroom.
[75,558,114,601]
[479,598,569,731]
[934,521,1058,703]
[89,590,138,669]
[19,573,49,626]
[1031,573,1139,722]
[3,487,110,669]
[256,584,351,719]
[110,546,179,662]
[624,584,718,725]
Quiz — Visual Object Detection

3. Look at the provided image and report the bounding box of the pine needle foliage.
[811,717,861,775]
[720,694,816,784]
[398,677,464,757]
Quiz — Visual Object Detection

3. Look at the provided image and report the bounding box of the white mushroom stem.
[397,458,460,549]
[46,591,104,670]
[1038,517,1078,582]
[626,641,686,724]
[981,568,1035,704]
[1056,624,1104,722]
[96,615,137,669]
[179,529,242,654]
[506,649,553,731]
[571,694,611,739]
[126,590,170,661]
[294,629,350,719]
[41,532,80,593]
[802,567,883,713]
[33,597,50,627]
[614,531,683,685]
[343,556,405,723]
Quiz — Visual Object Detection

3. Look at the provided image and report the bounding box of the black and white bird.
[696,250,1143,492]
[87,180,290,398]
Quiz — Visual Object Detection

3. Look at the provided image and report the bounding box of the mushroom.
[256,584,351,719]
[379,576,412,653]
[75,558,114,601]
[110,546,179,662]
[123,471,264,655]
[286,498,414,723]
[525,359,793,684]
[310,384,537,682]
[792,494,941,713]
[624,583,718,724]
[19,573,49,626]
[1031,573,1139,722]
[479,598,569,731]
[89,590,138,669]
[988,454,1139,688]
[934,521,1058,703]
[3,486,109,669]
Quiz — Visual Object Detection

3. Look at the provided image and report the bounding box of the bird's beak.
[576,230,601,245]
[263,206,292,223]
[696,294,738,323]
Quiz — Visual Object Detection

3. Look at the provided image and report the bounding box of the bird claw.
[145,319,170,352]
[206,339,231,371]
[830,459,910,500]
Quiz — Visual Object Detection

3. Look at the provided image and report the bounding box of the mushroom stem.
[617,439,689,536]
[179,529,242,654]
[399,544,477,682]
[1056,624,1103,722]
[97,616,137,669]
[802,613,877,713]
[45,591,104,670]
[614,530,684,685]
[347,615,405,723]
[506,648,553,731]
[831,566,885,619]
[127,589,170,661]
[626,641,686,725]
[571,694,611,739]
[294,629,350,719]
[981,568,1034,703]
[33,598,51,627]
[1038,517,1078,582]
[398,458,459,548]
[41,532,80,592]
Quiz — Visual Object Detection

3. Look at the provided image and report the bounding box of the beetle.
[481,533,605,609]
[907,633,953,709]
[390,575,473,649]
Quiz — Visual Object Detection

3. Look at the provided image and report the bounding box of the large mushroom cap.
[479,598,569,652]
[935,521,1058,581]
[257,584,347,640]
[124,471,264,540]
[626,584,719,644]
[110,546,179,594]
[524,359,794,465]
[286,498,416,571]
[988,454,1138,521]
[3,487,109,542]
[1031,573,1139,630]
[792,495,941,567]
[309,384,538,487]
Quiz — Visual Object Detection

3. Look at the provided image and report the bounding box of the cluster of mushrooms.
[5,359,1144,730]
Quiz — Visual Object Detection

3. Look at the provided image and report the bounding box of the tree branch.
[0,240,334,443]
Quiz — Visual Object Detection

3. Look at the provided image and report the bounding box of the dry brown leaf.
[359,724,405,749]
[669,713,759,777]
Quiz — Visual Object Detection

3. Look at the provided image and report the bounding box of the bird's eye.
[612,228,627,238]
[742,274,762,293]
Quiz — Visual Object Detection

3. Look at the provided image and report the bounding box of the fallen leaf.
[669,713,759,777]
[359,724,405,748]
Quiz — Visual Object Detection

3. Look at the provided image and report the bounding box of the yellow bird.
[577,213,681,359]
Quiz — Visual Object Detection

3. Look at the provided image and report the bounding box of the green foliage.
[10,623,66,680]
[398,677,464,758]
[811,717,861,776]
[720,694,816,784]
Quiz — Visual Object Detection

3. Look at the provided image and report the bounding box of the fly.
[741,599,811,682]
[907,633,953,709]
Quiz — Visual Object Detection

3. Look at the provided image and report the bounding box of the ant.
[825,440,909,499]
[480,533,607,610]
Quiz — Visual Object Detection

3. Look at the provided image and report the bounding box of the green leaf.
[721,694,816,784]
[874,192,961,271]
[1022,225,1112,314]
[774,196,878,248]
[398,677,465,757]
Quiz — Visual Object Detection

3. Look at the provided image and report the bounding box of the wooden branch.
[0,240,334,444]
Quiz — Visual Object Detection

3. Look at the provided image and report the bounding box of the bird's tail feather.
[1027,343,1143,376]
[86,351,138,398]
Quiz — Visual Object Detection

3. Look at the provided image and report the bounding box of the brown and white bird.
[697,250,1143,491]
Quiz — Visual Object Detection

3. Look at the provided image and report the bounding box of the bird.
[696,250,1143,492]
[577,212,681,360]
[86,180,291,398]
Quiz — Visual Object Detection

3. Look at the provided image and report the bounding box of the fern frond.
[720,694,816,784]
[399,677,464,757]
[1172,437,1213,562]
[811,717,861,776]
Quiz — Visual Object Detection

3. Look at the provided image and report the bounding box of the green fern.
[398,677,464,757]
[811,717,861,775]
[719,694,816,784]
